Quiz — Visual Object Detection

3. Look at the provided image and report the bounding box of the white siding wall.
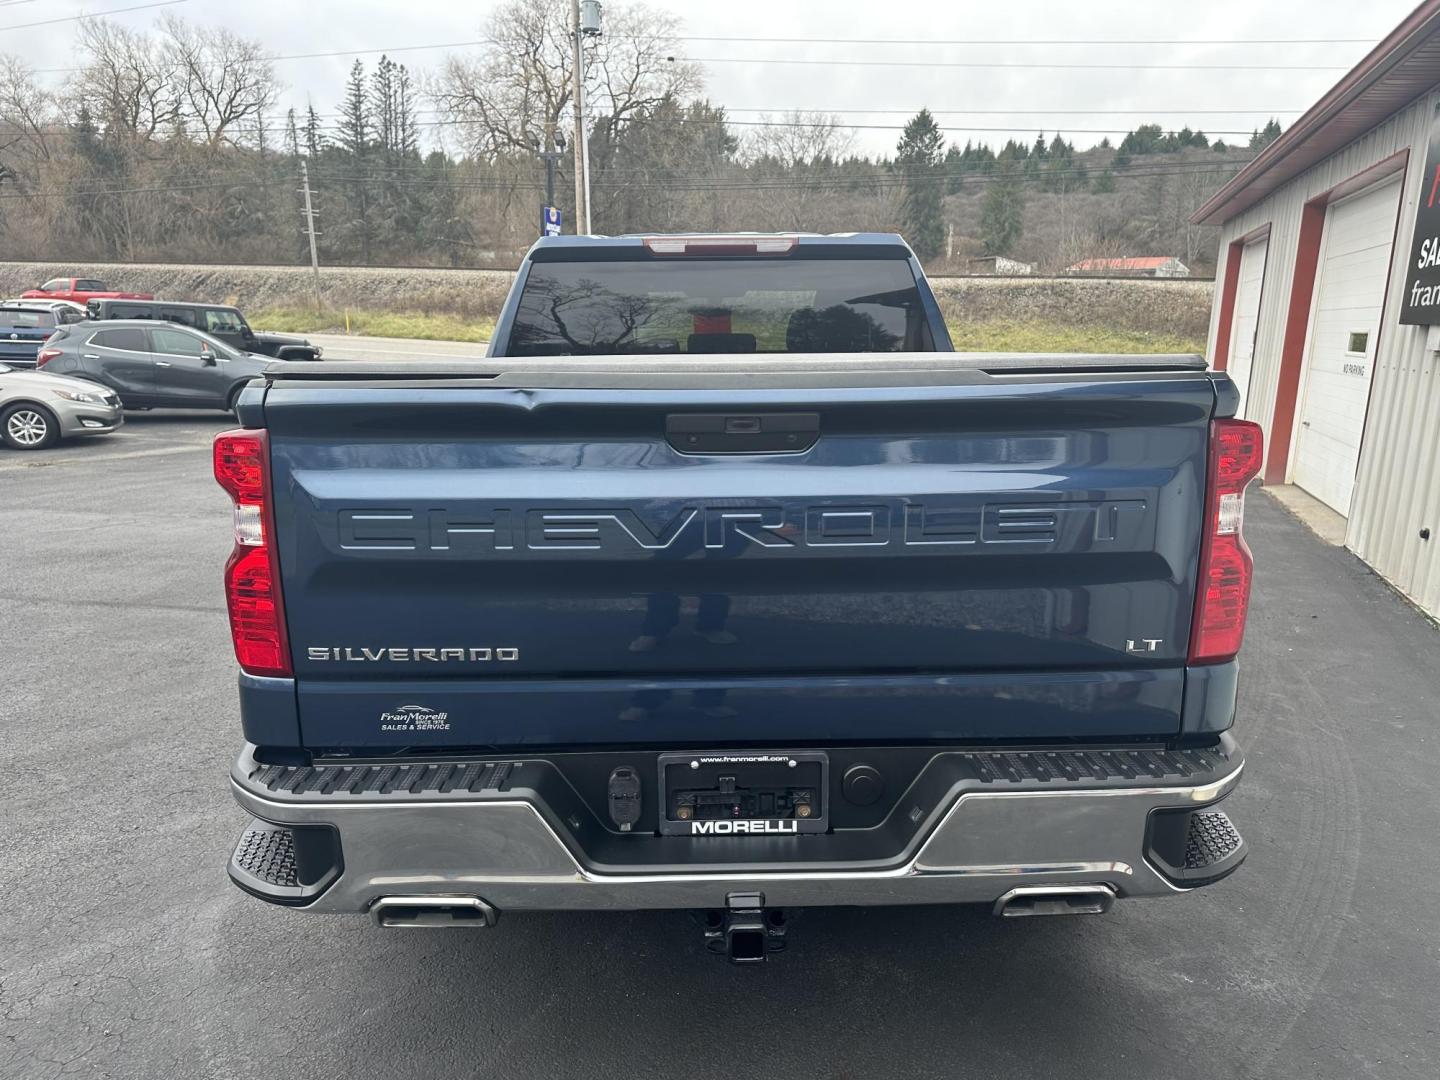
[1206,87,1440,618]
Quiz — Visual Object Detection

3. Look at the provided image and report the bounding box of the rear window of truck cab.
[507,257,936,356]
[75,279,107,291]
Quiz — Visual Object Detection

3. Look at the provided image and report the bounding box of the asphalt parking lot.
[3,412,1439,1080]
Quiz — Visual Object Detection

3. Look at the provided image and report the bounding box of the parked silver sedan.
[0,363,123,450]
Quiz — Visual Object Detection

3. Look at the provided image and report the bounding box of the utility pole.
[572,0,604,235]
[570,0,586,235]
[299,160,322,314]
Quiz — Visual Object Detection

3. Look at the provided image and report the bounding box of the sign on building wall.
[1400,100,1440,325]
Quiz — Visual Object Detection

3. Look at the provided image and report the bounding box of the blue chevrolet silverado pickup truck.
[217,233,1262,961]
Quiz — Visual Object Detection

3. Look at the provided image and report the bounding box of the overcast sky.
[8,0,1424,156]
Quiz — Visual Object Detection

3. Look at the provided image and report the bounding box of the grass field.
[945,319,1206,355]
[250,308,496,343]
[250,308,1206,356]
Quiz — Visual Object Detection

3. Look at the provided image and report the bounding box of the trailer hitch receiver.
[703,892,788,963]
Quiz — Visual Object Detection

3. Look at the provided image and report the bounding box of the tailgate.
[262,369,1216,749]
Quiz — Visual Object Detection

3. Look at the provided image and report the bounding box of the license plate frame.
[657,750,829,836]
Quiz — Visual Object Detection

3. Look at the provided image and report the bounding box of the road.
[305,332,488,361]
[3,414,1439,1079]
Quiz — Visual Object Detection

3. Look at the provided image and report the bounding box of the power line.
[676,34,1380,46]
[394,118,1269,136]
[0,0,188,32]
[0,148,1252,192]
[702,107,1307,116]
[0,178,272,200]
[24,33,1368,75]
[680,55,1351,71]
[29,38,489,74]
[0,157,1252,201]
[261,105,1309,121]
[24,110,1287,138]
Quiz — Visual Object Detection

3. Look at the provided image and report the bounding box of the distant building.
[968,255,1034,275]
[1064,256,1192,278]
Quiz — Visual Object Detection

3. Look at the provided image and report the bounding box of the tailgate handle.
[666,412,820,454]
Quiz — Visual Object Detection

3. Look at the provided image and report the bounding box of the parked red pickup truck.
[21,277,153,304]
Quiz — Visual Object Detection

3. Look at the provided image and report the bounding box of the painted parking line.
[0,443,209,469]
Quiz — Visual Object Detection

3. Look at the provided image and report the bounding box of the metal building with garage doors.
[1194,0,1440,620]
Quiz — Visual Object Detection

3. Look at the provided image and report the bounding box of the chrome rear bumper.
[229,739,1245,914]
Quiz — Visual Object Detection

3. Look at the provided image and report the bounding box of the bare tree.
[160,15,278,149]
[742,111,855,168]
[431,0,697,159]
[0,59,58,167]
[739,112,858,231]
[70,19,179,142]
[586,4,701,136]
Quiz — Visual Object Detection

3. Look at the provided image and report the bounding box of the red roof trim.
[1191,0,1440,225]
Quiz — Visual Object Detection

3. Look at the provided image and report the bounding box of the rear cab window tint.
[75,279,106,291]
[507,257,934,356]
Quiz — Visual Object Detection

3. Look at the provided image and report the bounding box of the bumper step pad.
[234,821,299,889]
[1185,810,1244,870]
[1147,807,1247,887]
[228,818,343,905]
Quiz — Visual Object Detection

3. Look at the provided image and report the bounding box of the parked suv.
[85,300,322,361]
[38,320,271,412]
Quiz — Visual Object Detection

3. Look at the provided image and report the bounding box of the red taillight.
[214,432,266,502]
[214,429,291,677]
[1189,419,1264,664]
[36,348,61,367]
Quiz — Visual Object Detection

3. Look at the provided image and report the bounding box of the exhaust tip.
[993,885,1115,918]
[371,895,499,928]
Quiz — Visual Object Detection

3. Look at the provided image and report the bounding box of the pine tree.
[395,64,418,158]
[943,144,964,195]
[980,165,1025,255]
[337,60,374,263]
[894,108,946,261]
[304,104,325,158]
[284,109,301,159]
[372,57,397,157]
[339,60,371,156]
[1249,119,1283,150]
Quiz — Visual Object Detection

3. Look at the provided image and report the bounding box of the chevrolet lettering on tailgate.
[335,499,1150,555]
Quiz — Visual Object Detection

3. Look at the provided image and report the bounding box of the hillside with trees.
[0,1,1283,274]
